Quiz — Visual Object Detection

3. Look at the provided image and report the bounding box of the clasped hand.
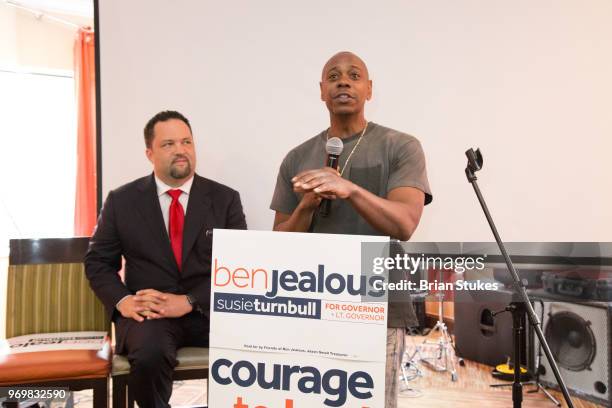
[292,167,356,200]
[118,289,192,322]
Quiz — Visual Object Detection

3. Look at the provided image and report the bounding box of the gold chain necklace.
[326,121,369,176]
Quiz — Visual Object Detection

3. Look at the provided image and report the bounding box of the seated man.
[85,110,247,408]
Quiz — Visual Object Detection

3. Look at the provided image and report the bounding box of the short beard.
[170,162,192,179]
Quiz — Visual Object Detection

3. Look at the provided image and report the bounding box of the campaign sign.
[209,230,388,408]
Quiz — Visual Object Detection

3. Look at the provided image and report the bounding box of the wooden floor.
[398,333,606,408]
[71,333,607,408]
[399,388,602,408]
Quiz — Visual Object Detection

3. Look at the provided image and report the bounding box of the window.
[0,69,77,256]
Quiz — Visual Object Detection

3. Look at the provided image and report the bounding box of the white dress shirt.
[155,175,194,232]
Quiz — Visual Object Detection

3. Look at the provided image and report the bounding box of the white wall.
[99,0,612,241]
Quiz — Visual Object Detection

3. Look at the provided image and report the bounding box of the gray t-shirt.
[270,122,433,236]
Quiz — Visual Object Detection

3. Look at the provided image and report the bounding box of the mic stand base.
[489,302,561,407]
[491,382,561,407]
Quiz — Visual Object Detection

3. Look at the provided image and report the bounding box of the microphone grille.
[326,137,344,155]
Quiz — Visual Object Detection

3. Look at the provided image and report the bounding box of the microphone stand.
[464,148,574,408]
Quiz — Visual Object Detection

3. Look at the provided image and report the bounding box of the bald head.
[321,51,369,81]
[319,51,372,118]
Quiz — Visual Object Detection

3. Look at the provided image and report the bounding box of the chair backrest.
[6,238,108,339]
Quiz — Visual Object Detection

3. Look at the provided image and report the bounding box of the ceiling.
[6,0,93,17]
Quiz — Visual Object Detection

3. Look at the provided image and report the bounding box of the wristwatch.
[186,293,203,314]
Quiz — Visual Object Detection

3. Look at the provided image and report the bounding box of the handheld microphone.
[319,137,344,217]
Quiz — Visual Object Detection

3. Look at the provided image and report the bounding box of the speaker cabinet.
[455,287,530,368]
[533,299,611,406]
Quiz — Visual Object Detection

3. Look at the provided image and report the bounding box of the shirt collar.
[154,174,194,197]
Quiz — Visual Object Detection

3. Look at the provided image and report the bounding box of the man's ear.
[145,148,153,163]
[320,81,324,101]
[367,79,373,101]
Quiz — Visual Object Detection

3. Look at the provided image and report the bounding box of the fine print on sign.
[209,230,389,408]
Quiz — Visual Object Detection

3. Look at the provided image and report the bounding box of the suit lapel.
[136,174,177,271]
[182,175,212,264]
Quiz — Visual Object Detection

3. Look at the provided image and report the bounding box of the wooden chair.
[0,238,110,408]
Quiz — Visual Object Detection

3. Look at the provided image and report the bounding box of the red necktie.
[167,189,185,271]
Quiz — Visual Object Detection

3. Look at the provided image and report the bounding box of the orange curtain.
[74,27,97,236]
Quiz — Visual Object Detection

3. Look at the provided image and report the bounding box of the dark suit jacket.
[85,173,247,326]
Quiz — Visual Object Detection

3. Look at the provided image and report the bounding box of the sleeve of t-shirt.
[270,152,300,215]
[387,137,433,205]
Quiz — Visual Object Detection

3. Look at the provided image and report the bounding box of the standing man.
[270,52,432,407]
[85,110,247,407]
